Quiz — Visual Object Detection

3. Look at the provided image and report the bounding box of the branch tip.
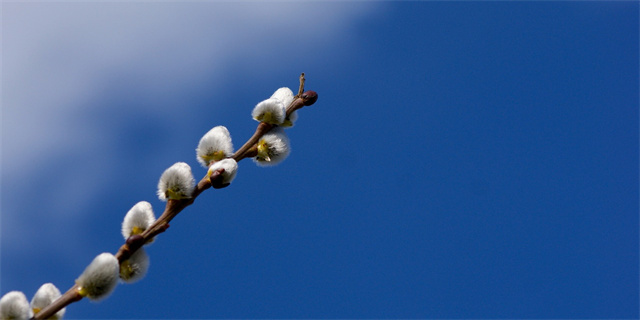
[298,73,306,96]
[302,90,318,106]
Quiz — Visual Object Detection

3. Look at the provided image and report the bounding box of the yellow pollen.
[262,112,274,124]
[166,188,183,200]
[212,150,225,161]
[131,226,144,235]
[76,286,88,297]
[257,140,271,161]
[202,150,226,165]
[120,260,134,279]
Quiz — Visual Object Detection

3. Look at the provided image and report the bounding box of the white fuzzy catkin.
[75,253,119,301]
[30,283,64,319]
[196,126,233,167]
[207,158,238,184]
[271,87,295,127]
[119,248,150,284]
[270,87,294,108]
[0,291,30,320]
[254,127,291,166]
[252,98,286,125]
[121,201,156,241]
[157,162,196,201]
[281,110,298,128]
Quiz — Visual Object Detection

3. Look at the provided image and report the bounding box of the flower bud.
[30,283,64,319]
[270,87,294,109]
[196,126,233,167]
[254,127,290,166]
[207,158,238,185]
[121,201,156,242]
[252,98,286,125]
[0,291,30,320]
[75,253,119,301]
[119,248,150,284]
[302,90,318,106]
[157,162,196,201]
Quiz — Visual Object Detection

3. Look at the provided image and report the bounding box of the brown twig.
[232,122,274,162]
[31,73,317,320]
[32,285,82,320]
[232,90,317,162]
[297,73,306,97]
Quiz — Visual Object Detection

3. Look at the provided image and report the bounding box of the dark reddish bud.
[302,90,318,106]
[126,234,145,250]
[209,168,227,189]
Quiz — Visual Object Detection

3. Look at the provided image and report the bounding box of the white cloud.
[1,2,382,261]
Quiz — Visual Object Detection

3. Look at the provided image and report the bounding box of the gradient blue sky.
[1,1,638,319]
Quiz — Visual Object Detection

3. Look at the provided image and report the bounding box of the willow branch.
[232,122,274,162]
[113,169,223,264]
[32,73,317,320]
[33,286,82,320]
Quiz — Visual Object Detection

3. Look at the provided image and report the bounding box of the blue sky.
[1,1,638,319]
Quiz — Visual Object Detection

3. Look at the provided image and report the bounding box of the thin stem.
[234,72,309,161]
[33,285,82,320]
[232,122,273,162]
[116,174,214,262]
[297,73,305,97]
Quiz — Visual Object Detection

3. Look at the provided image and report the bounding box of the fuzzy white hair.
[196,126,233,167]
[157,162,196,201]
[75,253,119,301]
[208,158,239,184]
[254,127,290,167]
[121,201,156,240]
[0,291,31,320]
[119,248,150,284]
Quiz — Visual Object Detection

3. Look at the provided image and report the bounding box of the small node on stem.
[126,234,145,249]
[209,168,229,189]
[208,158,238,186]
[240,144,259,160]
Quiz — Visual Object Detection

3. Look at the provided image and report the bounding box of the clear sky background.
[1,1,638,319]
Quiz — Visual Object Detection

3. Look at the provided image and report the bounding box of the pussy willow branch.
[32,74,317,320]
[231,73,312,162]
